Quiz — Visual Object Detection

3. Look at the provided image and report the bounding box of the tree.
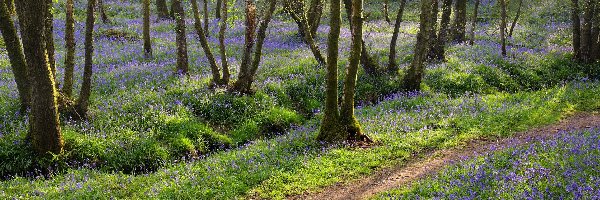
[508,0,523,37]
[430,0,452,61]
[307,0,323,37]
[192,0,223,84]
[4,0,13,15]
[156,0,170,19]
[403,0,435,91]
[98,0,110,23]
[63,0,76,97]
[388,0,407,72]
[173,0,189,75]
[318,0,371,143]
[218,0,230,83]
[500,0,507,57]
[283,0,326,65]
[0,0,29,112]
[203,0,209,33]
[343,0,381,75]
[469,0,480,45]
[426,0,440,60]
[76,0,97,118]
[572,0,581,60]
[451,0,467,42]
[45,0,56,79]
[216,0,222,19]
[143,0,152,58]
[232,0,278,93]
[21,0,63,155]
[581,0,594,62]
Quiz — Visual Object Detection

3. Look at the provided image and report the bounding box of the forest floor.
[293,112,600,200]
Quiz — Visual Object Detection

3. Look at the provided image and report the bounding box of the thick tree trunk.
[426,0,440,60]
[232,0,257,93]
[388,0,407,72]
[203,0,209,33]
[45,0,56,80]
[318,0,342,143]
[581,0,594,62]
[234,0,277,94]
[98,0,109,23]
[219,0,230,84]
[451,0,467,42]
[341,0,367,141]
[430,0,452,61]
[572,0,581,60]
[383,0,391,23]
[307,0,323,37]
[500,0,507,57]
[508,0,523,37]
[156,0,170,19]
[63,0,76,97]
[173,0,189,75]
[21,0,63,155]
[192,0,221,84]
[403,0,434,91]
[591,4,600,60]
[216,0,222,19]
[469,0,480,45]
[143,0,152,58]
[0,0,29,111]
[76,0,96,119]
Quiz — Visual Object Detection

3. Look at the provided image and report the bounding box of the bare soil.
[291,112,600,200]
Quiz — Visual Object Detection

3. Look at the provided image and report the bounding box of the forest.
[1,0,600,199]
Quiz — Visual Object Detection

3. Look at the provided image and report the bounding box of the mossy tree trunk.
[192,0,222,84]
[388,0,407,72]
[0,0,29,112]
[426,0,440,60]
[318,0,342,142]
[173,0,189,75]
[219,0,230,84]
[572,0,581,60]
[4,0,13,15]
[430,0,452,61]
[76,0,96,119]
[156,0,170,19]
[216,0,222,19]
[344,0,381,76]
[233,0,277,93]
[403,0,434,91]
[500,0,507,57]
[63,0,76,97]
[591,5,600,60]
[98,0,110,23]
[451,0,467,42]
[21,0,63,155]
[44,0,56,81]
[203,0,209,33]
[508,0,522,37]
[284,0,326,65]
[469,0,480,45]
[307,0,323,37]
[581,0,594,62]
[143,0,152,58]
[383,0,391,23]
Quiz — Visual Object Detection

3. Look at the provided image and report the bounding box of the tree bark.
[232,0,257,93]
[219,0,230,84]
[508,0,523,37]
[156,0,170,19]
[500,0,507,57]
[45,0,56,80]
[591,3,600,60]
[4,0,13,15]
[234,0,277,93]
[383,0,391,23]
[98,0,109,23]
[173,0,189,75]
[344,0,381,75]
[581,0,594,62]
[451,0,467,42]
[430,0,452,61]
[143,0,152,58]
[21,0,63,155]
[469,0,480,45]
[572,0,582,60]
[63,0,76,97]
[283,0,327,65]
[426,0,440,60]
[318,0,342,143]
[203,0,209,33]
[307,0,323,37]
[76,0,96,119]
[216,0,222,19]
[192,0,221,84]
[0,0,29,112]
[403,0,434,91]
[388,0,407,72]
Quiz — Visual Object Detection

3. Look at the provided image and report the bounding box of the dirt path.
[292,112,600,200]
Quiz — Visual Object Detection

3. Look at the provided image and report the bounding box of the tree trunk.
[232,0,257,93]
[192,0,221,84]
[500,0,507,57]
[508,0,522,38]
[98,0,109,23]
[307,0,323,37]
[581,0,594,62]
[430,0,452,61]
[0,0,29,112]
[143,0,152,58]
[591,4,600,60]
[216,0,222,19]
[403,0,434,91]
[4,0,13,15]
[284,0,326,65]
[21,0,63,155]
[451,0,467,42]
[318,0,342,143]
[173,0,189,75]
[341,0,367,141]
[469,0,480,45]
[156,0,170,19]
[388,0,407,72]
[219,0,230,84]
[63,0,76,97]
[572,0,581,60]
[234,0,277,94]
[344,0,381,75]
[426,0,440,60]
[383,0,391,23]
[76,0,96,119]
[203,0,209,33]
[45,0,56,80]
[170,0,176,19]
